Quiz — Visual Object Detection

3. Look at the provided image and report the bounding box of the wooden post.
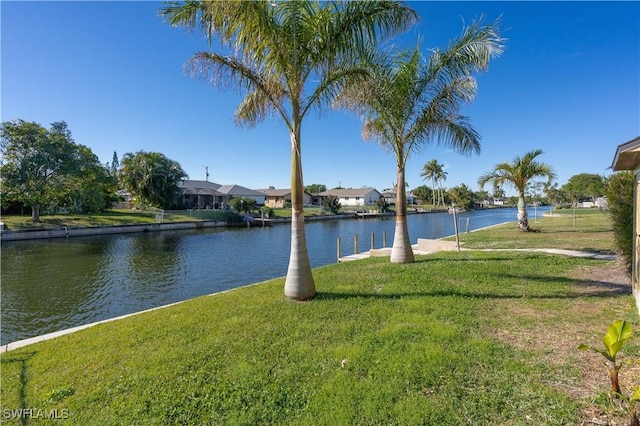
[452,205,460,252]
[354,234,359,254]
[371,233,375,250]
[337,237,341,261]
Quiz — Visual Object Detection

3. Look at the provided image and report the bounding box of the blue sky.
[2,1,639,196]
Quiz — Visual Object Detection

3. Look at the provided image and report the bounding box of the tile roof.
[256,189,292,197]
[217,184,265,196]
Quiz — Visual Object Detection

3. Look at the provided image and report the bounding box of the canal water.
[1,207,542,345]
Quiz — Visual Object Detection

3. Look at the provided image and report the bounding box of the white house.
[319,188,382,207]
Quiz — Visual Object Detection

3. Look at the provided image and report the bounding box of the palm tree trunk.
[517,191,530,231]
[390,166,415,263]
[431,178,436,208]
[284,126,316,300]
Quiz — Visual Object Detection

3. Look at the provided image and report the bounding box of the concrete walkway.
[339,245,617,262]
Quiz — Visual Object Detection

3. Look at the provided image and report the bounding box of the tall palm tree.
[435,166,448,207]
[335,20,504,263]
[161,0,418,299]
[478,149,556,231]
[420,159,441,208]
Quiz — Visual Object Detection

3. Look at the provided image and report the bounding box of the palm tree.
[478,149,556,231]
[434,166,448,207]
[161,0,418,299]
[420,159,441,208]
[335,20,504,263]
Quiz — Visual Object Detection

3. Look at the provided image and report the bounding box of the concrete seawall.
[0,220,229,242]
[0,213,360,242]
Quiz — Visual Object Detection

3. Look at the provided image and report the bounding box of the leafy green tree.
[410,185,432,205]
[162,0,418,300]
[62,145,117,213]
[229,197,257,213]
[304,184,326,194]
[543,181,563,207]
[374,196,389,212]
[1,120,88,221]
[119,151,187,209]
[562,173,607,207]
[448,183,477,211]
[322,195,341,214]
[607,171,635,274]
[478,149,556,231]
[336,20,504,263]
[259,205,273,218]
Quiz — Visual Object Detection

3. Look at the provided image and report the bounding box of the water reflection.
[1,208,529,345]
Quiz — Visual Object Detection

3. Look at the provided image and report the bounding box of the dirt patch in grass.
[487,261,638,425]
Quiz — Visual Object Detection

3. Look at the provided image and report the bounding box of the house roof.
[257,188,313,197]
[178,180,223,196]
[179,180,221,190]
[217,184,265,197]
[381,190,415,200]
[319,188,381,197]
[257,189,292,197]
[612,136,640,171]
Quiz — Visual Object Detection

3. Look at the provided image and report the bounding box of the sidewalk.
[339,245,617,262]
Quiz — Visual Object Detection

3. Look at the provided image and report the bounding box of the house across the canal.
[257,188,315,208]
[178,180,265,209]
[319,188,382,207]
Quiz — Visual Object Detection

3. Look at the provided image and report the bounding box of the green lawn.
[1,209,247,230]
[0,209,200,230]
[1,208,637,425]
[450,208,615,253]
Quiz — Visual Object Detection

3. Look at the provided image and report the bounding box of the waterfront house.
[611,135,640,314]
[178,180,265,209]
[257,188,313,208]
[217,184,266,205]
[178,180,225,209]
[381,190,416,205]
[318,188,382,207]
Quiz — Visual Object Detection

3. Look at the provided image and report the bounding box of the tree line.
[1,120,187,222]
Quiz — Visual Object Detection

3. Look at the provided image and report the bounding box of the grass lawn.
[1,210,638,425]
[0,209,200,230]
[451,208,616,253]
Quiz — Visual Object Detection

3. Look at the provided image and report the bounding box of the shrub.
[607,171,635,274]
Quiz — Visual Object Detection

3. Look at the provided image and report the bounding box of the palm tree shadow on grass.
[315,283,630,301]
[315,264,632,301]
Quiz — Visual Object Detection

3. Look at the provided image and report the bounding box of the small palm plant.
[579,319,633,396]
[580,320,640,425]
